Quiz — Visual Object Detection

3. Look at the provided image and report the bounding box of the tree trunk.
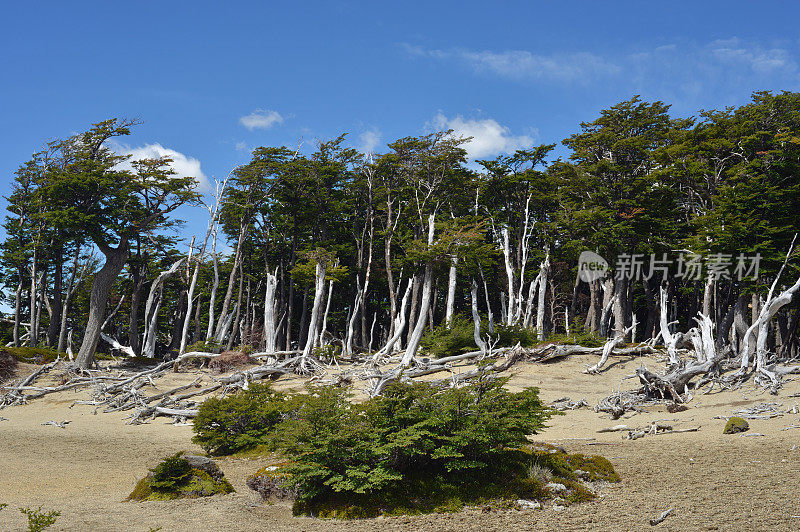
[46,243,63,347]
[263,269,278,352]
[536,250,551,341]
[129,258,147,355]
[302,260,327,359]
[445,257,458,327]
[402,214,436,365]
[471,279,486,353]
[215,222,248,338]
[406,274,421,348]
[76,240,130,369]
[226,271,245,350]
[13,277,23,348]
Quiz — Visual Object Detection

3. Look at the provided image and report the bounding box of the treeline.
[3,91,800,368]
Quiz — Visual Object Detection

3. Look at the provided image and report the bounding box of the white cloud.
[239,109,284,130]
[111,142,211,192]
[429,112,536,159]
[235,141,249,152]
[358,128,382,154]
[406,44,620,82]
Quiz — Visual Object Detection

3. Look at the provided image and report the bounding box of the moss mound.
[0,346,65,365]
[723,416,750,434]
[127,453,234,501]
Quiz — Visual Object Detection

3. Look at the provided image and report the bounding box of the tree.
[39,119,200,368]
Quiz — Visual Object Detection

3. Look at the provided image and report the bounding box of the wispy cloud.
[111,142,211,192]
[358,128,382,154]
[239,109,284,131]
[708,38,796,74]
[428,112,536,159]
[405,44,621,82]
[404,39,800,109]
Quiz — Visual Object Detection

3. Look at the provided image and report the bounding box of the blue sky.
[2,0,800,242]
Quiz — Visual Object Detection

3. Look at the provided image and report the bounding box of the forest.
[2,91,800,392]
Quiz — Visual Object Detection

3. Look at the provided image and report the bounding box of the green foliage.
[545,329,606,348]
[19,506,60,532]
[420,317,550,358]
[419,317,477,358]
[276,379,555,516]
[0,347,65,365]
[192,383,297,455]
[185,340,222,354]
[149,453,193,491]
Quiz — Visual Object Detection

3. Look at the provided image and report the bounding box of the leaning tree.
[39,119,200,369]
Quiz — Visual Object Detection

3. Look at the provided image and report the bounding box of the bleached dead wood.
[585,319,638,374]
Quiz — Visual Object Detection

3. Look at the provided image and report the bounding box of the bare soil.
[2,353,800,531]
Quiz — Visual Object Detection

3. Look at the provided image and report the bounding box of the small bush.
[420,317,478,358]
[208,350,254,373]
[185,340,222,354]
[192,383,298,455]
[0,350,18,381]
[420,317,544,358]
[20,506,60,532]
[150,453,193,491]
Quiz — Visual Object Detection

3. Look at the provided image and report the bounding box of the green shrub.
[150,453,193,491]
[20,506,60,532]
[276,379,557,516]
[192,383,299,455]
[420,317,478,358]
[185,340,222,354]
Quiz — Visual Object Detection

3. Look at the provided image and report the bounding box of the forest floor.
[2,352,800,531]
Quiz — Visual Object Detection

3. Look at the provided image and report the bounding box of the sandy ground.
[2,353,800,531]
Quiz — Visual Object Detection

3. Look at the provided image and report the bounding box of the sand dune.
[2,353,800,531]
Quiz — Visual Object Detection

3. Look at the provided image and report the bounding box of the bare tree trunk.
[226,271,245,350]
[402,214,436,366]
[406,274,420,348]
[445,257,458,327]
[373,279,412,359]
[471,279,486,353]
[500,228,515,326]
[536,249,550,341]
[302,260,328,360]
[205,228,220,341]
[612,276,628,337]
[29,247,38,346]
[215,222,248,338]
[319,278,334,347]
[58,245,85,353]
[76,240,130,369]
[13,277,23,348]
[263,268,278,352]
[46,242,63,347]
[142,259,184,358]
